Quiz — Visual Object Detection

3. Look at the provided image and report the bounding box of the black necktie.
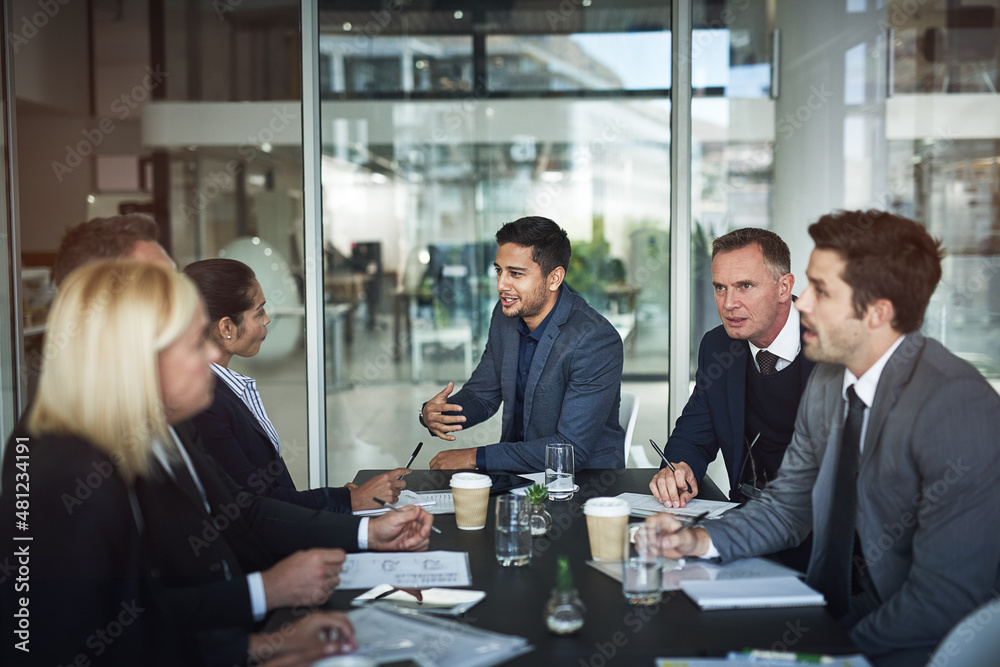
[811,385,866,619]
[756,349,779,375]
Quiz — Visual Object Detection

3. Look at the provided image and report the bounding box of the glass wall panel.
[318,1,672,474]
[687,0,1000,491]
[151,1,312,486]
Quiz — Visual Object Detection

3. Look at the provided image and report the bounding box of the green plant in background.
[565,216,627,309]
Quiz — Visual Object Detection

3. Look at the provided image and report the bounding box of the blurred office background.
[2,0,999,494]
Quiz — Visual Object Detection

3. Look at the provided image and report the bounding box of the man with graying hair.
[650,228,816,516]
[648,210,1000,665]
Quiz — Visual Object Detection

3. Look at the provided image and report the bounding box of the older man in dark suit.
[649,210,1000,665]
[650,228,815,507]
[422,216,625,472]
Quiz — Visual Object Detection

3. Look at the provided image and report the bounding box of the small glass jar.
[528,502,553,536]
[545,588,585,634]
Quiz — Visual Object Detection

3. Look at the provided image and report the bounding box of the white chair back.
[619,391,640,466]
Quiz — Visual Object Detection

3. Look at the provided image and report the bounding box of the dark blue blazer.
[451,284,625,471]
[191,379,352,513]
[663,323,816,495]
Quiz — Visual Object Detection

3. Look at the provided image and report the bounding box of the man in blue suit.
[650,228,815,506]
[423,216,625,472]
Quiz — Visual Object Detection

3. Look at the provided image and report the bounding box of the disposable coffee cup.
[583,497,631,560]
[450,472,492,530]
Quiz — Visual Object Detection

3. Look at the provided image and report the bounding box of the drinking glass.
[545,443,575,501]
[622,523,663,605]
[495,495,532,567]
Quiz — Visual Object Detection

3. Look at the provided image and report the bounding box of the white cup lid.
[449,472,492,489]
[583,497,631,517]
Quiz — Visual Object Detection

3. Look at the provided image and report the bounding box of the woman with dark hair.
[183,258,407,512]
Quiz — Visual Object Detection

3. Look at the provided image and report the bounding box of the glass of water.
[622,523,663,605]
[545,443,575,501]
[495,495,532,567]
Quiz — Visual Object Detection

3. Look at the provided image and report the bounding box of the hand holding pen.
[647,439,699,508]
[643,509,713,560]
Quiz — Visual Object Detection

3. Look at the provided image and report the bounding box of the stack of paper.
[352,489,449,516]
[615,492,739,519]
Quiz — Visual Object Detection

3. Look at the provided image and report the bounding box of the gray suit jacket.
[451,285,625,471]
[706,332,1000,659]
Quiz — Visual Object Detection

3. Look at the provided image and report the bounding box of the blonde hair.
[27,260,201,480]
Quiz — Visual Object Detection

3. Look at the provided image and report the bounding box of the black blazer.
[190,379,351,512]
[664,323,816,494]
[135,421,364,636]
[0,431,184,666]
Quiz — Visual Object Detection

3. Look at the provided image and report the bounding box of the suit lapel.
[860,332,924,468]
[217,379,277,454]
[522,288,574,432]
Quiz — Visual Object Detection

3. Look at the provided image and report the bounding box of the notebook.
[680,576,826,610]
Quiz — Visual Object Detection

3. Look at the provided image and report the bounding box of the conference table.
[343,469,856,665]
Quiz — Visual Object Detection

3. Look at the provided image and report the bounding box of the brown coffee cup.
[450,472,492,530]
[583,497,631,560]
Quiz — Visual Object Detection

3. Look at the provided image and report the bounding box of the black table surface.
[344,468,855,666]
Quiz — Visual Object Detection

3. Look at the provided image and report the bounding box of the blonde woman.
[0,261,355,666]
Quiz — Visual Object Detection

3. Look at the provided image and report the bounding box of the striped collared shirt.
[211,362,282,455]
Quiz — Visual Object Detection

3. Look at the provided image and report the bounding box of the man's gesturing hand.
[421,382,465,440]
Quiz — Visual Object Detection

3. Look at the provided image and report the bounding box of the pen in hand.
[400,442,423,479]
[373,496,442,534]
[649,439,694,495]
[682,511,710,529]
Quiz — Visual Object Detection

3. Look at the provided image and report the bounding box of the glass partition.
[318,1,672,475]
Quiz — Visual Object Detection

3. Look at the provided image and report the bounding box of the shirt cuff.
[701,534,721,560]
[358,517,370,550]
[475,447,486,470]
[247,572,267,621]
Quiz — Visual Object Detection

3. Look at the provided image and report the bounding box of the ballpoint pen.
[683,510,710,529]
[373,496,442,533]
[649,439,693,495]
[399,442,423,479]
[404,442,423,469]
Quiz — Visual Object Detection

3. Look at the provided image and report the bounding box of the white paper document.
[512,471,580,494]
[352,489,452,516]
[680,576,826,610]
[588,555,802,592]
[615,492,739,519]
[339,551,472,590]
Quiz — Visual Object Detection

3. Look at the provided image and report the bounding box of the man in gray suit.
[648,210,1000,664]
[422,216,625,472]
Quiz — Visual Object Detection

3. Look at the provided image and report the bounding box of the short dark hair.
[711,228,791,281]
[808,210,944,333]
[52,214,161,286]
[182,258,258,327]
[494,216,571,276]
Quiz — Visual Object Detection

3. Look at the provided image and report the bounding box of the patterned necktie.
[756,349,779,375]
[810,385,866,619]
